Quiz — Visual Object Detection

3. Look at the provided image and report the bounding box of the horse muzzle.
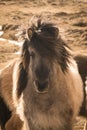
[34,80,49,93]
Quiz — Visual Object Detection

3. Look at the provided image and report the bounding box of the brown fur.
[74,54,87,117]
[0,19,84,130]
[0,60,16,110]
[5,114,24,130]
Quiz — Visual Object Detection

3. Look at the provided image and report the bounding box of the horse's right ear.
[21,39,30,70]
[27,28,33,40]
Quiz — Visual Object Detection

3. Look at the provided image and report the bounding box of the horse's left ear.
[21,39,30,70]
[46,26,59,38]
[41,24,59,38]
[53,27,59,38]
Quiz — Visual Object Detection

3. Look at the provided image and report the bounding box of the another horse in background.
[0,19,83,130]
[74,54,87,117]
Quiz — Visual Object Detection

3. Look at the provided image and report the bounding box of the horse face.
[29,46,51,93]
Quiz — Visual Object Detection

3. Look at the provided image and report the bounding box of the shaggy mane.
[27,19,71,72]
[17,19,71,97]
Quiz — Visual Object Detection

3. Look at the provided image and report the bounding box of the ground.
[0,0,87,129]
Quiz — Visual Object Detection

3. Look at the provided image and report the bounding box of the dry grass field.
[0,0,87,129]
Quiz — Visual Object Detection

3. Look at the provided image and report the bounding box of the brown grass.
[0,41,19,69]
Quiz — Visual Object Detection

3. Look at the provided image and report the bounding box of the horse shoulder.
[0,59,18,110]
[65,59,84,119]
[5,114,24,130]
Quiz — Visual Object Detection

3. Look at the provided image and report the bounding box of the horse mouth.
[34,80,49,93]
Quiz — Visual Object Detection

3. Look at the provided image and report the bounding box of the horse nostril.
[34,80,49,93]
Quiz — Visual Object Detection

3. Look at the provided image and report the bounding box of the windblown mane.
[27,20,71,72]
[17,19,71,97]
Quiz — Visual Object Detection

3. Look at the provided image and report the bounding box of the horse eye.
[29,51,35,58]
